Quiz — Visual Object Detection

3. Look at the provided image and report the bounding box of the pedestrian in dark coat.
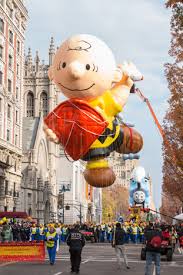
[144,223,162,275]
[67,224,85,274]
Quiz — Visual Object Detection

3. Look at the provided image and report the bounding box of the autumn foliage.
[161,1,183,219]
[102,184,129,222]
[166,0,183,8]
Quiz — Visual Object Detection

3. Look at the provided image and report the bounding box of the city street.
[0,243,182,275]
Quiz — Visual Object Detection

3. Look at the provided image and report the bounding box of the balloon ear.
[112,67,122,83]
[48,66,54,81]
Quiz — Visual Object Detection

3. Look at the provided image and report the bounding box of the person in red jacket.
[162,227,170,241]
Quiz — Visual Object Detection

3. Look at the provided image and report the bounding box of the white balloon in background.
[132,166,146,182]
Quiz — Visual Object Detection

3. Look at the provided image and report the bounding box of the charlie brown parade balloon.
[44,34,143,188]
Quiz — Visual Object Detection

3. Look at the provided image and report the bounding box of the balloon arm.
[111,85,131,108]
[110,71,134,108]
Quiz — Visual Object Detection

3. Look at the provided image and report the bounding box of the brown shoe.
[117,126,143,154]
[84,167,116,188]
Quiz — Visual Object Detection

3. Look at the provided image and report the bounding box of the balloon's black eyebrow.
[67,40,92,52]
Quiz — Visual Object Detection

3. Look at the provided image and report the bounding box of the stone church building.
[21,38,59,223]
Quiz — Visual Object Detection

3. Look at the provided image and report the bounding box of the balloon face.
[133,190,145,204]
[49,34,116,101]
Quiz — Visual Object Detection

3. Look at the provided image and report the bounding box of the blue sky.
[24,0,171,208]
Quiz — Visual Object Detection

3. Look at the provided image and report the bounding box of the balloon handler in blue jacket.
[45,225,58,265]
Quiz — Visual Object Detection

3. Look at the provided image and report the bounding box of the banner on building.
[0,241,45,262]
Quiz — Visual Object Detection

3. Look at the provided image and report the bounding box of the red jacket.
[162,231,170,240]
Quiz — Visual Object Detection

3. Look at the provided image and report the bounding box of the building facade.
[0,0,28,211]
[108,152,139,187]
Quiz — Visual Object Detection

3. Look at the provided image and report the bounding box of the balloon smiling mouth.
[59,82,95,92]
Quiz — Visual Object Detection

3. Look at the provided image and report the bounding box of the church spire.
[35,50,40,72]
[27,47,32,65]
[49,37,55,66]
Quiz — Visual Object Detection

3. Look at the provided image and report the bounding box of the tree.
[166,0,183,8]
[160,191,182,223]
[162,2,183,215]
[102,184,129,222]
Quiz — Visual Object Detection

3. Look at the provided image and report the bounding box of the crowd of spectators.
[0,219,183,252]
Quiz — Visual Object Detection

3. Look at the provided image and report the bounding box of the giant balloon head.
[48,34,123,101]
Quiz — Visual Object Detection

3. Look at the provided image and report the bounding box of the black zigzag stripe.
[98,119,118,144]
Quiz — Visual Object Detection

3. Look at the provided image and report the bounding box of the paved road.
[0,243,182,275]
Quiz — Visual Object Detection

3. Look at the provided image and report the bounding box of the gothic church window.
[27,91,34,117]
[40,91,48,117]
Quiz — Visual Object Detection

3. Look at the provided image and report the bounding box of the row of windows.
[0,47,20,76]
[4,180,17,196]
[0,71,20,97]
[0,126,19,145]
[0,17,21,52]
[0,0,24,31]
[27,91,48,117]
[6,129,19,145]
[2,206,16,211]
[0,99,19,123]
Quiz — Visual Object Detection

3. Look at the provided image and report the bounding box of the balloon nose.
[69,61,85,79]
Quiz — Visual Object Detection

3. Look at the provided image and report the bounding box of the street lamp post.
[57,180,84,225]
[58,182,71,224]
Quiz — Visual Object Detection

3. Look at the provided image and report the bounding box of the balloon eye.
[86,64,90,70]
[62,62,66,68]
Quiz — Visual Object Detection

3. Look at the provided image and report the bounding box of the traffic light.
[65,205,70,210]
